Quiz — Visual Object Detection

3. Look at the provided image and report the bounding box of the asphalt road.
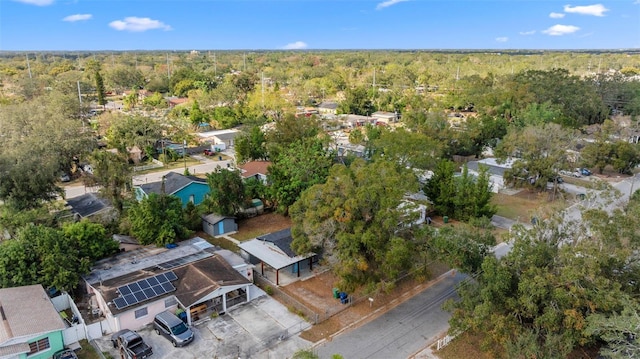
[316,271,467,359]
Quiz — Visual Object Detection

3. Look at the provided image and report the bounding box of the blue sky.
[1,0,639,50]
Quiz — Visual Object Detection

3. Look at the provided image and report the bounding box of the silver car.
[153,311,194,347]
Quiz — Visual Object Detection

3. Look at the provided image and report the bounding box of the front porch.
[184,284,252,325]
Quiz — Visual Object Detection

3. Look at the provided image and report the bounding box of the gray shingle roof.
[66,192,110,218]
[138,172,207,196]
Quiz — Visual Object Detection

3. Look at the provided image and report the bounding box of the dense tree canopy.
[290,159,423,292]
[128,193,191,246]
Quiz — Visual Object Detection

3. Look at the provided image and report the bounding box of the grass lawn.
[491,190,565,222]
[230,212,292,241]
[435,332,498,359]
[75,340,108,359]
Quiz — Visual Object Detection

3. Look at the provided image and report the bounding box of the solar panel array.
[113,271,178,310]
[157,251,211,270]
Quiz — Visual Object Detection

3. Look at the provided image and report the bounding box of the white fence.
[436,333,459,351]
[51,293,112,344]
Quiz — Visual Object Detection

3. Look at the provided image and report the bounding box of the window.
[27,338,50,355]
[134,307,148,319]
[164,297,177,308]
[189,194,195,203]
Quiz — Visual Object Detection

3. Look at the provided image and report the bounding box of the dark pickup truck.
[111,329,153,359]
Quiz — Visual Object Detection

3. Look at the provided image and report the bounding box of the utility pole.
[77,81,85,131]
[183,140,187,173]
[26,54,32,79]
[166,53,171,79]
[261,71,265,108]
[214,52,217,77]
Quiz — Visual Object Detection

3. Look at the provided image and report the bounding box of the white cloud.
[109,17,172,32]
[549,12,565,18]
[495,37,509,43]
[519,30,536,35]
[563,4,609,16]
[542,24,580,36]
[63,14,92,22]
[12,0,54,5]
[283,41,308,50]
[376,0,409,10]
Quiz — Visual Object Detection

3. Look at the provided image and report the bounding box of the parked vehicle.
[580,168,592,176]
[153,311,194,347]
[203,149,216,156]
[53,349,78,359]
[572,171,582,178]
[111,329,153,359]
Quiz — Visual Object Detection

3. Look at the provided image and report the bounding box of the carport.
[238,228,316,286]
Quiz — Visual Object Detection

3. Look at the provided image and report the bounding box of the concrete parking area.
[95,290,312,359]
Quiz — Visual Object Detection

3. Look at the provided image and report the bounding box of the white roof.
[196,129,240,139]
[238,239,312,270]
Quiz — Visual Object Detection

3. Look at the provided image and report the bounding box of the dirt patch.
[231,212,292,241]
[292,262,451,343]
[280,271,339,314]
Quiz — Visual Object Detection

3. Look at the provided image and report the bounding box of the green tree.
[338,86,375,116]
[85,150,132,214]
[424,159,457,216]
[128,193,191,246]
[430,223,496,273]
[268,139,333,214]
[62,220,119,262]
[496,123,574,190]
[290,159,422,292]
[235,126,267,163]
[95,70,107,107]
[203,167,246,216]
[106,115,162,154]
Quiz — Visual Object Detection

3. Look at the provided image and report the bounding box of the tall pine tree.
[95,70,106,108]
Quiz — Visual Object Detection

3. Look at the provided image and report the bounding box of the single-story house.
[372,111,399,124]
[84,238,254,331]
[317,102,338,115]
[0,285,66,359]
[238,161,271,184]
[196,129,240,149]
[166,97,189,108]
[134,172,209,207]
[66,192,114,220]
[466,158,513,193]
[201,214,237,237]
[238,228,316,286]
[342,114,376,128]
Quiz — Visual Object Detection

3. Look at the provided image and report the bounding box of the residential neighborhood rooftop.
[0,285,66,344]
[137,172,207,196]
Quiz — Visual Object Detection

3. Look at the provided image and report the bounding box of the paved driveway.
[95,293,311,359]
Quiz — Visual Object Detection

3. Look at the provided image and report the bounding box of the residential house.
[196,129,240,150]
[317,102,338,115]
[201,214,238,237]
[238,161,271,184]
[342,114,376,129]
[134,172,209,207]
[238,228,317,286]
[371,111,399,124]
[0,285,66,359]
[66,192,114,220]
[166,97,189,108]
[466,158,510,193]
[83,238,254,331]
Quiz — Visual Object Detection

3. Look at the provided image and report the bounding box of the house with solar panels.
[83,237,255,331]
